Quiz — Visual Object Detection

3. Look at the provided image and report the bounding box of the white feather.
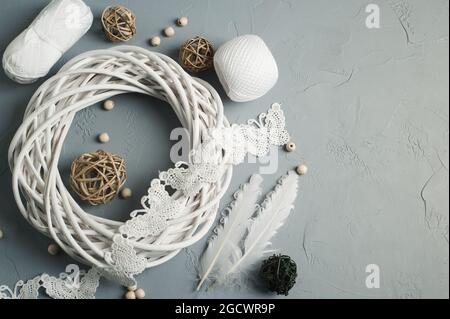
[196,174,263,291]
[224,171,299,279]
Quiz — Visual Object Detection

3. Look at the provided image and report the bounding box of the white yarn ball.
[214,35,278,102]
[2,0,93,84]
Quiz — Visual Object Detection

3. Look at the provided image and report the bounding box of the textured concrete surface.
[0,0,448,299]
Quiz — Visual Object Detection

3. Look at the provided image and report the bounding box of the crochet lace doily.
[8,46,290,287]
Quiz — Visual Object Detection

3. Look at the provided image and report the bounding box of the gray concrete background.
[0,0,448,299]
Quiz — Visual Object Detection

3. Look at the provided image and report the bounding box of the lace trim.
[102,235,147,287]
[160,162,222,197]
[119,180,184,239]
[101,104,290,284]
[0,266,100,299]
[210,103,290,164]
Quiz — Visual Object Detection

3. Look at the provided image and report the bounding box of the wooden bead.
[103,100,115,110]
[0,229,4,240]
[135,288,145,299]
[48,243,60,255]
[98,133,110,143]
[177,16,188,27]
[285,141,296,152]
[120,187,132,199]
[125,290,136,299]
[150,36,161,47]
[296,164,308,175]
[163,26,175,37]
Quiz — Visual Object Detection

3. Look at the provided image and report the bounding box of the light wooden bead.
[177,16,188,27]
[0,229,4,239]
[103,100,115,110]
[296,164,308,175]
[135,288,145,299]
[98,132,110,143]
[120,187,132,199]
[125,290,136,299]
[285,141,296,152]
[48,243,60,255]
[150,36,161,47]
[164,26,175,37]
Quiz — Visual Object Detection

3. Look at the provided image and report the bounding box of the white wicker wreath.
[8,46,290,287]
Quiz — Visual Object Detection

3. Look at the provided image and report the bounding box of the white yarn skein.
[214,35,279,102]
[2,0,93,84]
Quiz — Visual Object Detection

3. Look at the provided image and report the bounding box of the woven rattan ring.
[179,36,214,73]
[101,5,136,42]
[70,150,127,205]
[8,46,230,285]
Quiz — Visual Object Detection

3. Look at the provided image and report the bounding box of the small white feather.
[224,171,299,280]
[196,174,263,290]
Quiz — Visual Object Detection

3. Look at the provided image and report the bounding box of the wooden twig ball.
[70,150,127,205]
[260,254,297,296]
[179,36,214,73]
[101,5,136,42]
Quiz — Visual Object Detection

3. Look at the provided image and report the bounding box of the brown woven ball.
[179,36,214,73]
[70,150,127,205]
[101,5,136,42]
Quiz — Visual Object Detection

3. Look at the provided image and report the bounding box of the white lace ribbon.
[103,103,291,285]
[210,103,289,164]
[0,266,100,299]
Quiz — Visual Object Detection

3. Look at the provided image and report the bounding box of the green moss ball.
[260,254,297,296]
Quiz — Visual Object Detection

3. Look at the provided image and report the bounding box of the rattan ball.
[101,5,136,42]
[70,150,127,205]
[260,254,297,296]
[179,36,214,73]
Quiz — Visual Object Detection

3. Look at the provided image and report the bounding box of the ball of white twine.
[214,35,278,102]
[8,46,232,274]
